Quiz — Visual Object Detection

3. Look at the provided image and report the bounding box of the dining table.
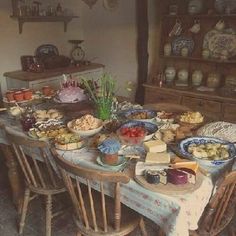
[0,100,235,236]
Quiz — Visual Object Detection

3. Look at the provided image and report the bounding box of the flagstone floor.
[0,156,235,236]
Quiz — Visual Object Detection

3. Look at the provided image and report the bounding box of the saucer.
[96,155,127,171]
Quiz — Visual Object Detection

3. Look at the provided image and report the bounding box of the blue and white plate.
[179,136,236,167]
[121,109,157,123]
[119,120,158,141]
[172,36,194,56]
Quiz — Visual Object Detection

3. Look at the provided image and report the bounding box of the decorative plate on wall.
[203,29,236,59]
[103,0,119,10]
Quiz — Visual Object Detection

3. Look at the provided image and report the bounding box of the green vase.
[95,100,112,120]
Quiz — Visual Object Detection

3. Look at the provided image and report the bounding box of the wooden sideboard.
[143,83,236,122]
[3,63,104,94]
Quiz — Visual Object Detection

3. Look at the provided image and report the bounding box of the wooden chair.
[143,102,191,113]
[189,171,236,236]
[6,129,67,236]
[52,149,147,236]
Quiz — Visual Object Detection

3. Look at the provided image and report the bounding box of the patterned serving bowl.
[179,136,236,167]
[121,109,157,123]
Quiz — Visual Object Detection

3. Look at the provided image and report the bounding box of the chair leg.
[45,195,52,236]
[228,225,235,236]
[19,188,30,235]
[139,217,148,236]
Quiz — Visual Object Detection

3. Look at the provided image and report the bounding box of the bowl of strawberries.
[117,121,147,146]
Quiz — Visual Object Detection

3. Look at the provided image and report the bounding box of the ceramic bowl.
[122,109,157,123]
[179,136,236,167]
[67,120,103,137]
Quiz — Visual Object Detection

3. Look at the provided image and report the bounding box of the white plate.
[67,120,103,137]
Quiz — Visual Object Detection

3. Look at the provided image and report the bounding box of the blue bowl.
[119,121,158,141]
[179,136,236,167]
[122,109,157,122]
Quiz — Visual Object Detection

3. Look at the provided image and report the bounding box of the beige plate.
[134,171,204,195]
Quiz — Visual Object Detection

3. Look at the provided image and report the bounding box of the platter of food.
[28,120,67,140]
[179,136,236,167]
[67,114,103,137]
[156,111,175,123]
[54,133,84,150]
[33,109,63,122]
[122,109,157,122]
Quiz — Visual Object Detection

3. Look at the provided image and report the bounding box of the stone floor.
[0,155,235,236]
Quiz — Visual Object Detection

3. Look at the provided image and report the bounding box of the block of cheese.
[145,152,170,164]
[170,157,199,173]
[144,140,167,153]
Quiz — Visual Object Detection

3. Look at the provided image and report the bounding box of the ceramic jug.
[188,0,203,14]
[164,43,172,56]
[207,73,221,88]
[165,67,176,83]
[192,70,203,86]
[178,69,189,82]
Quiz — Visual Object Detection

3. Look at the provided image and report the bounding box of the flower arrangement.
[80,74,116,120]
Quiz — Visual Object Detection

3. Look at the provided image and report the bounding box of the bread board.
[134,171,204,195]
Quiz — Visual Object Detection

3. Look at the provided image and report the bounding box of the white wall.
[81,0,160,99]
[0,0,160,100]
[0,0,83,93]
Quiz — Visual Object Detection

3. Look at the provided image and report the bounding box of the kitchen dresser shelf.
[10,15,79,34]
[160,55,236,65]
[143,0,236,122]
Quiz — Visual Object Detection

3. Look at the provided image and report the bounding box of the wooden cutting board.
[134,171,204,195]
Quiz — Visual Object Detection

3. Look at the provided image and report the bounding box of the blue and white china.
[122,109,157,122]
[172,36,194,56]
[119,120,158,141]
[179,136,236,167]
[165,66,176,83]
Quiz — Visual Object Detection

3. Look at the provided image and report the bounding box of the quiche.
[54,133,84,150]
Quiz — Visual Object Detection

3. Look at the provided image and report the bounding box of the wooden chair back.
[6,129,61,192]
[198,171,236,235]
[52,148,130,234]
[143,102,191,113]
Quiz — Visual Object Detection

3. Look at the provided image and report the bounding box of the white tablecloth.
[0,113,231,236]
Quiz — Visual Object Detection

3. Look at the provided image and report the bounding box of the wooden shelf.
[162,14,236,19]
[160,55,236,65]
[10,15,79,34]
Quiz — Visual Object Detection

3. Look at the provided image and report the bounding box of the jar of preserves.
[207,73,221,88]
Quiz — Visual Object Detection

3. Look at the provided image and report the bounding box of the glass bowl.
[116,125,146,146]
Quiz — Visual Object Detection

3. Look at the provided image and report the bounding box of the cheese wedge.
[144,140,167,153]
[145,152,170,164]
[170,161,199,174]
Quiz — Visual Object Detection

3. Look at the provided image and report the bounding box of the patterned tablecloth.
[0,113,232,236]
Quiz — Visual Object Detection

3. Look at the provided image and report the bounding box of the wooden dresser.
[3,63,104,93]
[144,83,236,122]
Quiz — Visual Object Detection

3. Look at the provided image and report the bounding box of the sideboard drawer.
[144,88,181,104]
[222,103,236,122]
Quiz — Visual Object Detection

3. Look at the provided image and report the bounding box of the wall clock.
[103,0,119,10]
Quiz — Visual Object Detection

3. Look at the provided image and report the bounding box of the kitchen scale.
[68,40,90,65]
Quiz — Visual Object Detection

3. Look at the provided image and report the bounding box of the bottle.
[56,3,63,16]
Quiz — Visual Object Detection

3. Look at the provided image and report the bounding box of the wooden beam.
[135,0,149,104]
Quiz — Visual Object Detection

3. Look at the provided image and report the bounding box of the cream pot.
[192,70,203,86]
[177,69,189,82]
[164,67,176,83]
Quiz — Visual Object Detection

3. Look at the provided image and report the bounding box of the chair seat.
[74,188,141,236]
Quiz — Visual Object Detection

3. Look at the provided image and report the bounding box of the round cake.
[57,86,87,103]
[197,121,236,143]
